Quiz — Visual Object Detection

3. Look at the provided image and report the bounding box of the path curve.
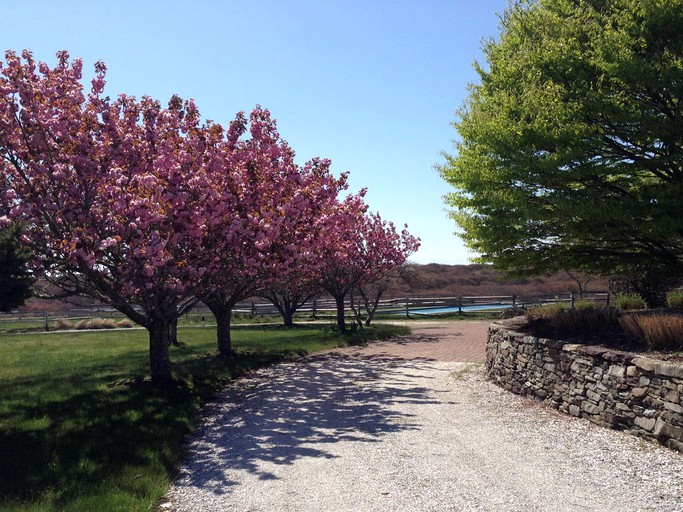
[165,321,683,511]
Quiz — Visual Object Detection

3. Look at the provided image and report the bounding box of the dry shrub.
[526,304,618,339]
[553,308,619,338]
[74,318,118,330]
[619,313,683,351]
[116,319,134,328]
[53,319,73,330]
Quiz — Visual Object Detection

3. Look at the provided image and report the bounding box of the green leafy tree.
[0,223,34,312]
[439,0,683,283]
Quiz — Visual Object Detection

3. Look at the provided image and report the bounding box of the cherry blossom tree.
[197,108,346,354]
[0,51,217,386]
[318,195,420,332]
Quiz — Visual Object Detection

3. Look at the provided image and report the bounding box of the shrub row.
[53,318,134,330]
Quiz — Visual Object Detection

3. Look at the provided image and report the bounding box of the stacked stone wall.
[487,321,683,451]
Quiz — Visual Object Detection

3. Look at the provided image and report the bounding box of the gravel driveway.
[165,322,683,511]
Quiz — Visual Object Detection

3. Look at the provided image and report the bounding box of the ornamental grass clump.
[75,318,118,330]
[526,302,619,339]
[552,307,619,339]
[53,318,73,330]
[574,298,598,310]
[613,293,647,311]
[524,303,568,322]
[666,291,683,310]
[619,313,683,351]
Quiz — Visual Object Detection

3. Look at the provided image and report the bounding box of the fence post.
[458,295,462,315]
[606,292,611,308]
[44,310,49,332]
[405,297,409,318]
[570,292,575,309]
[251,301,256,318]
[512,294,516,309]
[312,299,317,319]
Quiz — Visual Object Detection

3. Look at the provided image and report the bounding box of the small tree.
[319,201,420,332]
[358,263,422,326]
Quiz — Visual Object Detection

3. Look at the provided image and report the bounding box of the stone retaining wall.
[487,321,683,452]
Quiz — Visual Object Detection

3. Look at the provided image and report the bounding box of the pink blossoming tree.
[0,51,217,386]
[197,107,346,354]
[318,197,421,331]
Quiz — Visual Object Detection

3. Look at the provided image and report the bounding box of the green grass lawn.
[0,323,409,512]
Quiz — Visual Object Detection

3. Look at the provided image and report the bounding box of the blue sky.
[3,0,509,264]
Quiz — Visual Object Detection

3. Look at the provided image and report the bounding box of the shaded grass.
[0,323,408,511]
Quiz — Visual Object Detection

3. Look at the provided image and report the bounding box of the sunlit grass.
[0,323,409,511]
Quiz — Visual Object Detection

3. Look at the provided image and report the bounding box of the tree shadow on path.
[174,353,441,495]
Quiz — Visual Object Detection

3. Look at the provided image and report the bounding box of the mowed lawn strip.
[0,323,409,512]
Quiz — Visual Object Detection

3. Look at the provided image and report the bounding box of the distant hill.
[384,263,608,299]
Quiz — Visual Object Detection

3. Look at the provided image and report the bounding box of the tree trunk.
[282,308,294,327]
[363,289,383,327]
[148,320,173,388]
[169,317,180,346]
[334,294,347,332]
[268,294,295,327]
[206,301,235,358]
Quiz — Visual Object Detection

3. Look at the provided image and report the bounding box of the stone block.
[601,412,619,425]
[634,416,656,431]
[607,365,625,378]
[631,387,648,399]
[639,376,651,387]
[665,439,683,452]
[654,362,683,380]
[581,401,603,415]
[569,405,581,417]
[664,390,680,403]
[633,358,657,373]
[586,390,602,402]
[626,365,638,377]
[654,419,683,442]
[664,402,683,414]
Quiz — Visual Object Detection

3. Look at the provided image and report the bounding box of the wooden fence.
[0,291,613,331]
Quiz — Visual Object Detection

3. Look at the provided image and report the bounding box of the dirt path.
[165,321,683,512]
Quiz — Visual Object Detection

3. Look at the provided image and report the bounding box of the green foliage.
[573,299,597,310]
[619,313,683,351]
[0,324,408,511]
[0,222,34,312]
[666,291,683,309]
[525,302,568,322]
[613,293,648,310]
[439,0,683,280]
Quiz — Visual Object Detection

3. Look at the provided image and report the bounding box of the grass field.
[0,323,409,512]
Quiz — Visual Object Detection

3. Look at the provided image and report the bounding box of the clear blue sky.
[3,0,509,264]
